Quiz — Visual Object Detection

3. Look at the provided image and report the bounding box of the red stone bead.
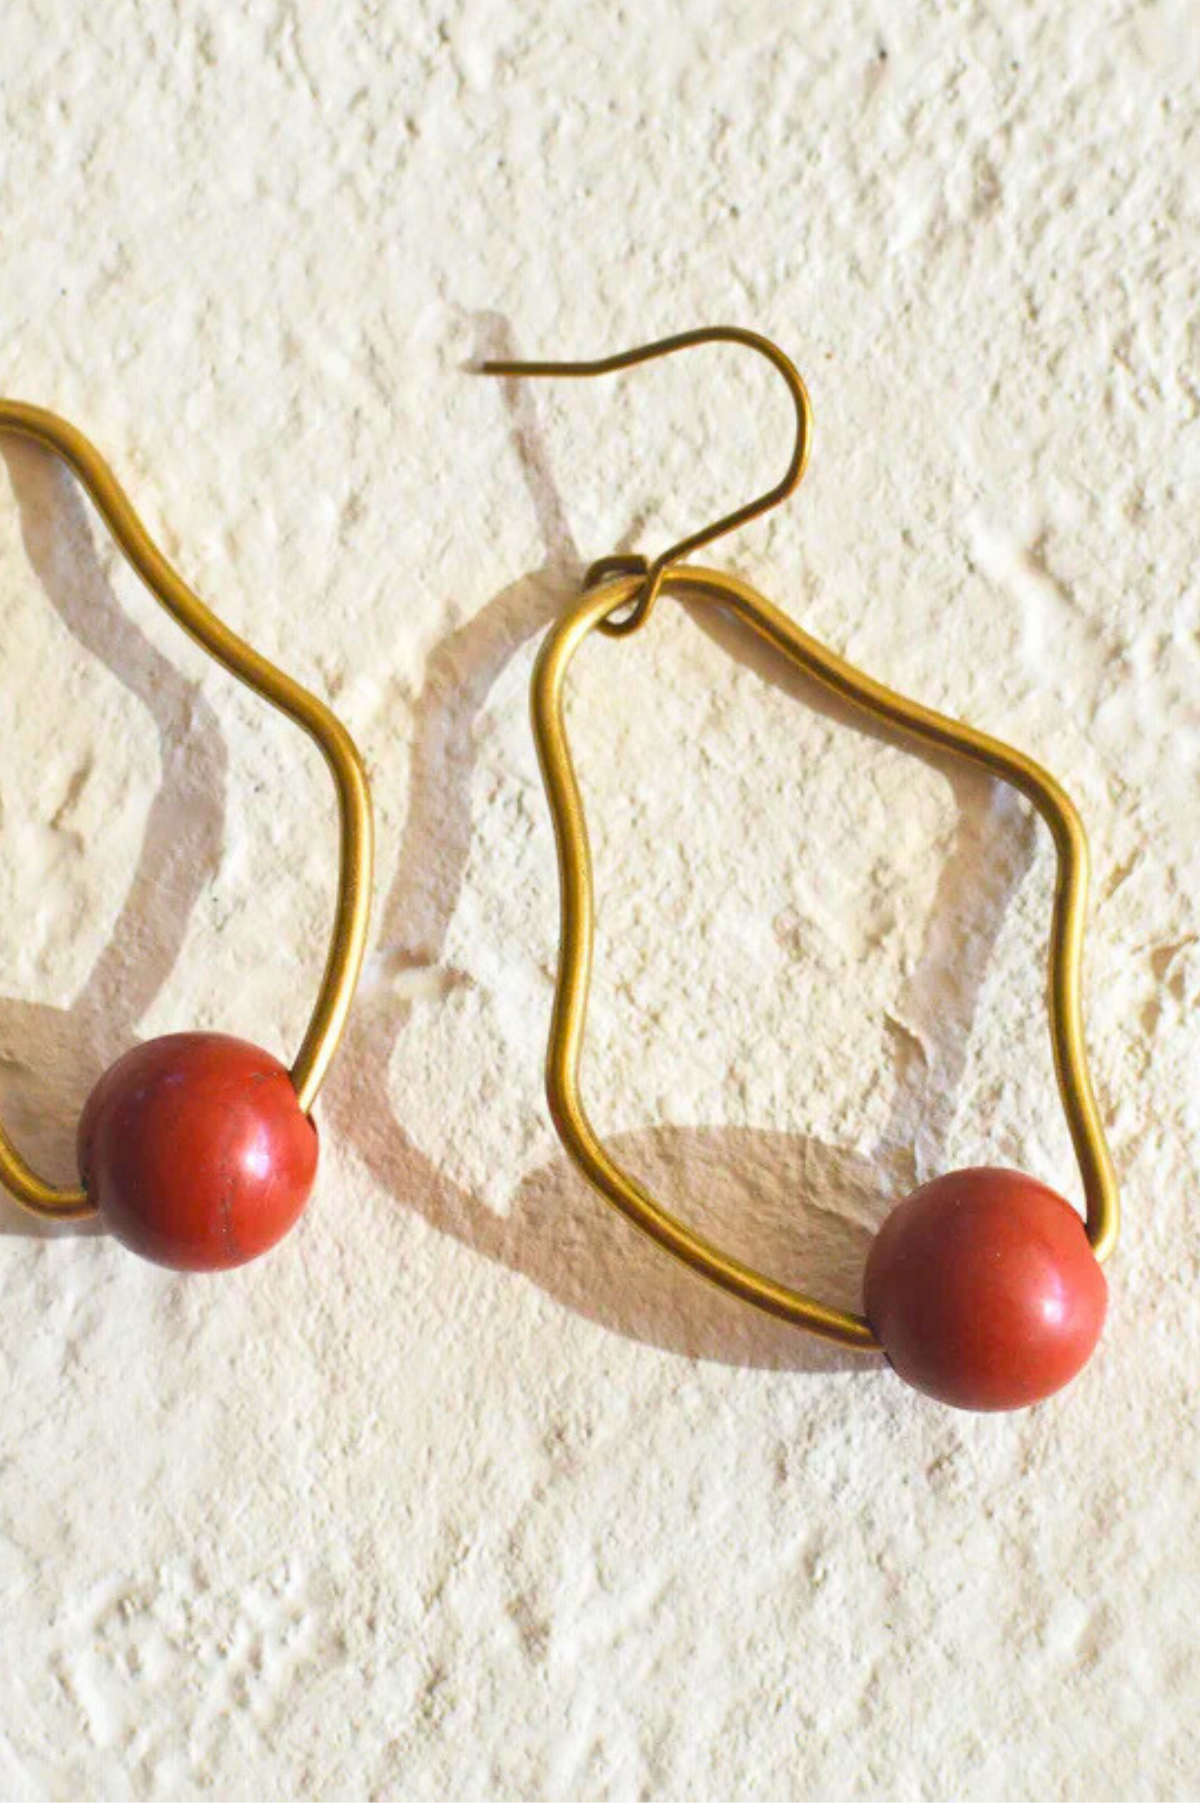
[78,1033,317,1271]
[863,1167,1107,1412]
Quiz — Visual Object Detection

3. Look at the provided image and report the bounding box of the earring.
[480,327,1119,1412]
[0,402,373,1271]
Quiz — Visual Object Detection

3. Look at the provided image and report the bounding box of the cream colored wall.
[0,3,1196,1797]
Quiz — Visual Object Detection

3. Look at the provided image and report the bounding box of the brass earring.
[480,327,1118,1412]
[0,402,373,1270]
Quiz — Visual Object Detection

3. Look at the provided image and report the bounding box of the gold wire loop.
[530,566,1119,1350]
[479,326,813,636]
[0,401,374,1220]
[489,328,1119,1344]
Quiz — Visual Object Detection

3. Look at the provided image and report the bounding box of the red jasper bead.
[864,1167,1107,1412]
[78,1033,317,1271]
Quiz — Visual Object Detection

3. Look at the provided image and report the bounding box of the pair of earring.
[0,328,1119,1413]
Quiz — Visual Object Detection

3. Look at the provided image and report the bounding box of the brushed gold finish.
[487,331,1119,1349]
[0,401,373,1219]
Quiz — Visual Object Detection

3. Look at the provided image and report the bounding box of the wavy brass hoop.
[532,566,1119,1351]
[0,401,373,1220]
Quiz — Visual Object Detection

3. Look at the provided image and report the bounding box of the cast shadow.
[0,440,227,1235]
[328,314,1038,1371]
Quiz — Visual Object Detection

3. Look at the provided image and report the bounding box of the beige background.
[1,3,1197,1798]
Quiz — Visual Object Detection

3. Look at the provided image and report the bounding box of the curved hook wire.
[0,401,373,1219]
[478,326,812,635]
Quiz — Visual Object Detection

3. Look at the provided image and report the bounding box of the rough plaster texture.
[0,3,1197,1798]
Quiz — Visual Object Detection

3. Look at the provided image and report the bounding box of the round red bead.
[863,1167,1107,1411]
[78,1033,318,1271]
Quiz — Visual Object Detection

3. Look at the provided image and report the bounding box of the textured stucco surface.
[1,3,1198,1798]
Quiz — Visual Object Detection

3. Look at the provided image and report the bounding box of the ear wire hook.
[477,325,813,636]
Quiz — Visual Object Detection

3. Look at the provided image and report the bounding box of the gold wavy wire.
[532,566,1119,1351]
[0,401,373,1220]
